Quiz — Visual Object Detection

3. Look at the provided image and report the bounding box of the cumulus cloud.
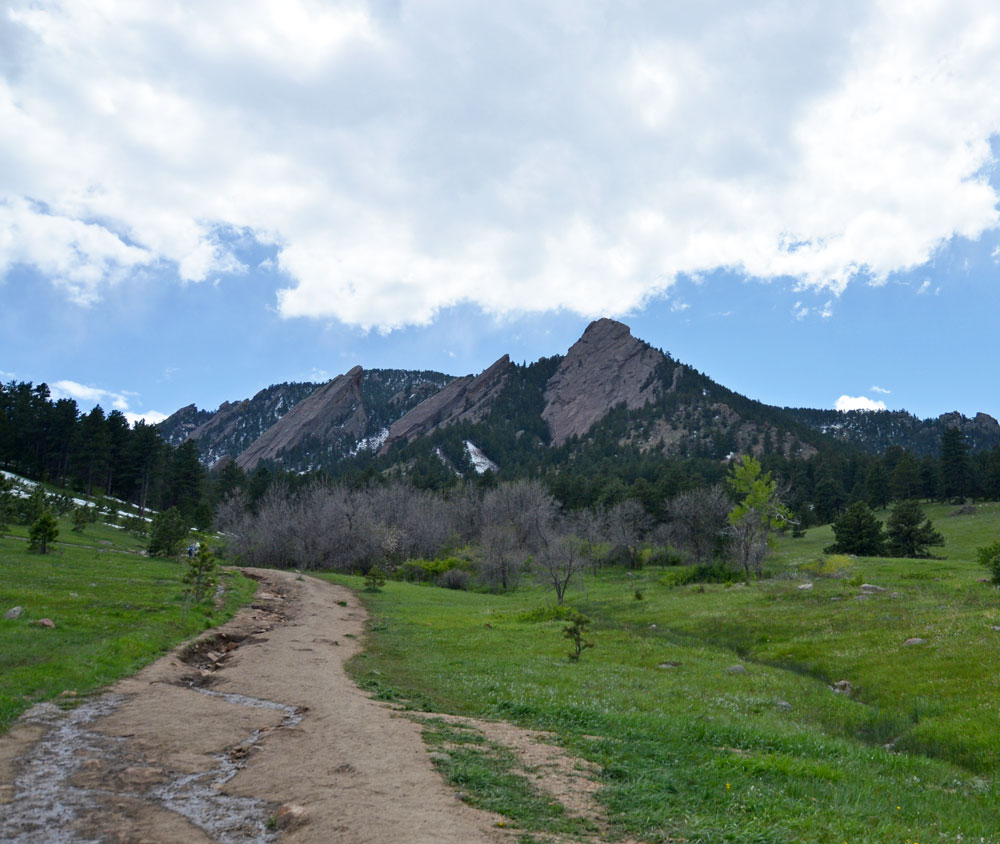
[51,379,164,425]
[52,380,131,410]
[835,394,888,412]
[124,410,168,426]
[3,1,1000,329]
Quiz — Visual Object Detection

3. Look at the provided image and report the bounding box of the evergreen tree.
[864,462,891,509]
[825,501,884,555]
[29,511,59,553]
[940,427,969,503]
[885,500,944,558]
[812,476,846,524]
[148,506,189,557]
[890,452,922,501]
[72,405,111,495]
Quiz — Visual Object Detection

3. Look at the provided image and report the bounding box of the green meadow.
[330,502,1000,843]
[0,513,256,732]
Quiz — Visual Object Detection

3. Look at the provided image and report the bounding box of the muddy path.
[0,569,510,843]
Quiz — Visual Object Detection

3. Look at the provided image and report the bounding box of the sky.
[2,0,1000,426]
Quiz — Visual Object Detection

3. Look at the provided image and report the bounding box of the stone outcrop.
[542,319,664,445]
[380,356,512,452]
[236,367,367,470]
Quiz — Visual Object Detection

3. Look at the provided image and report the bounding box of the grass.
[0,513,256,732]
[326,502,1000,843]
[419,717,597,838]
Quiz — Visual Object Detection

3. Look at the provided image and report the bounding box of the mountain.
[159,368,453,470]
[542,318,665,445]
[784,407,1000,456]
[381,355,512,451]
[160,319,997,478]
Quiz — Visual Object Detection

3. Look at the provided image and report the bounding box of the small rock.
[658,661,681,669]
[275,803,307,830]
[860,584,888,593]
[33,618,55,629]
[4,606,23,620]
[775,700,793,712]
[990,626,1000,632]
[889,592,902,598]
[977,577,991,583]
[832,680,852,694]
[726,664,748,675]
[797,582,813,590]
[648,623,657,629]
[854,594,870,601]
[57,690,77,698]
[903,637,927,646]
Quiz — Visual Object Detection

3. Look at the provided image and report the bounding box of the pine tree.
[864,462,890,509]
[940,427,969,503]
[885,500,944,558]
[29,511,59,553]
[825,501,884,555]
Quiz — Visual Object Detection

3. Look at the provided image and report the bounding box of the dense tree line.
[0,381,214,524]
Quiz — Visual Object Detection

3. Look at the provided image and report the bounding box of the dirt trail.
[0,569,509,843]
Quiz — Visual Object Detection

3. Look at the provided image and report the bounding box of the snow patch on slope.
[464,441,498,475]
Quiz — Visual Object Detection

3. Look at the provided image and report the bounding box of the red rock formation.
[542,319,664,445]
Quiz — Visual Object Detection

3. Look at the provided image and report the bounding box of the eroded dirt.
[0,570,511,843]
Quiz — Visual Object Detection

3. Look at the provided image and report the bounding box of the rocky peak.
[380,355,512,452]
[236,366,367,470]
[542,319,664,445]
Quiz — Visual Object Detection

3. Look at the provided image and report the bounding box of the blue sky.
[2,1,1000,424]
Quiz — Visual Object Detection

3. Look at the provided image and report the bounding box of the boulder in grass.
[903,637,927,646]
[4,606,23,620]
[33,618,55,629]
[726,664,747,675]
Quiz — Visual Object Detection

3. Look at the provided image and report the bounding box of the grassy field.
[329,502,1000,843]
[0,513,256,732]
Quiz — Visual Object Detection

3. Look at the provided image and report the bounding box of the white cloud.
[51,379,131,410]
[670,301,690,313]
[51,379,162,425]
[870,385,891,394]
[916,279,932,294]
[3,1,1000,330]
[835,394,888,412]
[124,410,168,426]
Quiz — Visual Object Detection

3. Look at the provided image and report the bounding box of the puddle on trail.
[1,687,302,844]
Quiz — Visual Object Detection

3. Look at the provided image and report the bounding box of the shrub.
[976,541,1000,585]
[437,568,470,590]
[563,610,594,662]
[660,564,733,588]
[184,546,219,601]
[364,566,387,592]
[801,554,854,579]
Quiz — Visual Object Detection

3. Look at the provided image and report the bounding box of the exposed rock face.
[381,356,512,451]
[542,319,664,446]
[157,404,214,446]
[236,367,367,470]
[187,386,316,466]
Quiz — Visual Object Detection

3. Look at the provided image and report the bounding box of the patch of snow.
[464,441,498,475]
[350,427,389,455]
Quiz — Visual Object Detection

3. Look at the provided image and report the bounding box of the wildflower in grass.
[726,783,731,790]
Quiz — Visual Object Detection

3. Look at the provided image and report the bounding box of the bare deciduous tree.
[665,485,730,563]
